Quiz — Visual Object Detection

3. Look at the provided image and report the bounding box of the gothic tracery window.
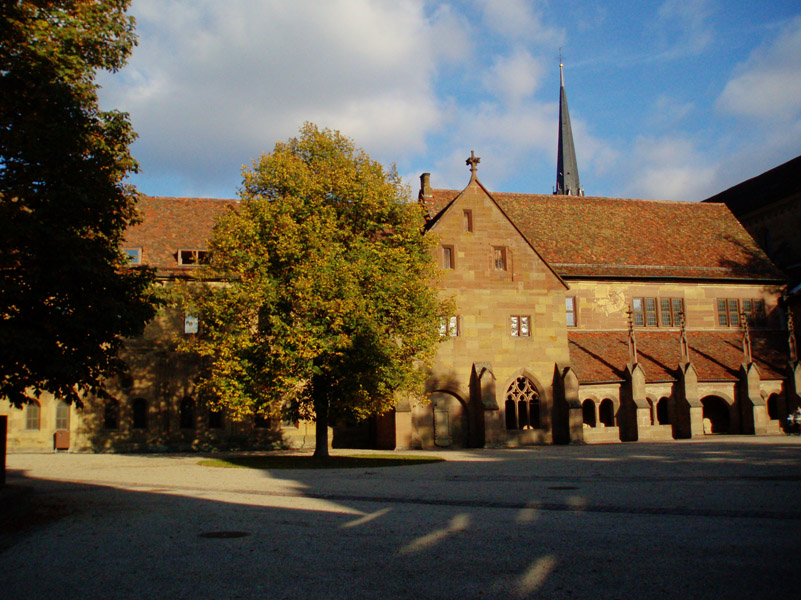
[505,377,540,429]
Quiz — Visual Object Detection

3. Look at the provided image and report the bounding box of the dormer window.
[124,248,142,265]
[178,249,211,266]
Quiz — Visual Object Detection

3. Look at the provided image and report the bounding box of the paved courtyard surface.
[2,436,800,600]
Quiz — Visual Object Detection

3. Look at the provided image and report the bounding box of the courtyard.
[2,436,800,599]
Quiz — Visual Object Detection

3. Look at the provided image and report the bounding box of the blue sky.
[98,0,801,201]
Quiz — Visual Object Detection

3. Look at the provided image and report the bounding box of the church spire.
[555,58,583,196]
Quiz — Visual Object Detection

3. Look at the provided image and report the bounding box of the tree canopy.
[182,124,446,457]
[0,1,159,407]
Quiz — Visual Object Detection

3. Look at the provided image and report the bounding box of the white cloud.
[625,136,716,201]
[649,95,695,128]
[98,0,464,196]
[717,16,801,120]
[483,48,544,107]
[474,0,564,46]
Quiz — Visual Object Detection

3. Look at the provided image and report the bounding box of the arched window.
[55,401,70,430]
[25,401,41,430]
[505,377,540,429]
[132,398,148,429]
[104,399,119,430]
[656,397,670,425]
[582,400,596,427]
[179,397,195,429]
[701,396,730,434]
[599,399,615,427]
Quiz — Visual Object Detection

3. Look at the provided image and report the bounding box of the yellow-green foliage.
[181,124,445,424]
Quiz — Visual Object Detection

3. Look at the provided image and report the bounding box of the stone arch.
[581,399,596,427]
[430,390,468,448]
[766,393,780,420]
[701,395,731,434]
[599,398,616,427]
[656,396,670,425]
[503,372,543,430]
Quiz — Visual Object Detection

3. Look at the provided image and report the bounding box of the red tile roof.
[425,188,783,281]
[124,196,238,276]
[568,330,788,384]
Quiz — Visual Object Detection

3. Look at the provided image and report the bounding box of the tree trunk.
[313,390,329,459]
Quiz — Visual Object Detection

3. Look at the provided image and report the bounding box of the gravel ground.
[2,436,800,599]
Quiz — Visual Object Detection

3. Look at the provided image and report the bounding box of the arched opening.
[701,396,730,434]
[505,376,540,429]
[656,397,670,425]
[766,394,779,420]
[505,398,517,429]
[132,398,148,429]
[179,397,196,429]
[599,399,615,427]
[582,399,596,427]
[25,401,41,430]
[208,409,224,429]
[431,392,468,447]
[104,399,119,430]
[55,401,70,430]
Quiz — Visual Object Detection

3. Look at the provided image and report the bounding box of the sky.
[97,0,801,202]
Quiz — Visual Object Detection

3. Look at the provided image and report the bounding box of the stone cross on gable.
[466,150,480,175]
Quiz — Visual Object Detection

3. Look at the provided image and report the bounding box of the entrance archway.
[701,395,730,434]
[766,394,780,420]
[582,399,596,427]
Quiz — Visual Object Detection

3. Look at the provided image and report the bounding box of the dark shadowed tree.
[0,1,159,407]
[181,123,446,457]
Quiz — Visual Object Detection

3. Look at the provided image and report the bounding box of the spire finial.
[626,308,639,366]
[466,150,480,176]
[554,57,582,196]
[559,48,564,86]
[741,311,753,364]
[679,311,691,365]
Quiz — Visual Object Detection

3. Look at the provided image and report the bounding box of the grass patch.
[198,454,444,470]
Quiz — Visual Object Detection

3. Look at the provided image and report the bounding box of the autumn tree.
[0,1,159,407]
[182,124,445,457]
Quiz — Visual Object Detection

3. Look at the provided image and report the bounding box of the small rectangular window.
[494,247,507,271]
[442,246,454,269]
[565,297,577,327]
[659,298,684,326]
[124,248,142,265]
[511,315,530,337]
[439,315,459,337]
[672,298,684,326]
[728,299,740,327]
[717,299,728,326]
[184,314,199,335]
[178,249,211,266]
[463,210,473,232]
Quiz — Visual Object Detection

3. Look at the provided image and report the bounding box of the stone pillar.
[552,364,583,444]
[674,363,703,438]
[621,363,650,441]
[471,362,498,446]
[738,362,766,435]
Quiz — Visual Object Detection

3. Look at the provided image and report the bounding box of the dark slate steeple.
[555,60,583,196]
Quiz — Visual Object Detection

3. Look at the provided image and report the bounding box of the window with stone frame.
[25,401,41,430]
[493,246,507,271]
[510,315,531,337]
[631,298,658,327]
[565,296,577,327]
[742,299,767,327]
[463,210,473,232]
[439,315,460,337]
[124,248,142,265]
[716,299,742,327]
[660,298,684,327]
[55,401,70,430]
[442,245,454,269]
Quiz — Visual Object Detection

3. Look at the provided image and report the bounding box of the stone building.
[3,67,799,451]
